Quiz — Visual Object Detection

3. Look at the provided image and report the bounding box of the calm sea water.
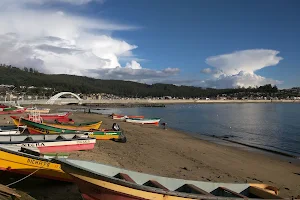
[90,103,300,158]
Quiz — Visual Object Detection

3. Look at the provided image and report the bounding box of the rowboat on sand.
[28,112,71,120]
[86,130,126,142]
[0,125,27,135]
[11,116,102,132]
[112,114,144,120]
[25,107,50,113]
[55,159,282,200]
[0,133,95,153]
[0,109,25,115]
[125,118,161,125]
[0,145,71,182]
[10,117,126,141]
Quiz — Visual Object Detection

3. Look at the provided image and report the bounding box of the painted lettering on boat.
[27,158,50,167]
[22,143,46,147]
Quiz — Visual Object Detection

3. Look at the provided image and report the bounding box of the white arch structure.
[46,92,82,104]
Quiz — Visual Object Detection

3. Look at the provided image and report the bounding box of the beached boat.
[11,116,102,133]
[0,133,95,153]
[0,109,25,115]
[0,104,8,108]
[0,145,71,181]
[28,112,70,120]
[126,118,161,125]
[112,114,144,120]
[0,129,21,135]
[10,117,125,141]
[25,107,50,113]
[86,130,126,142]
[56,159,282,200]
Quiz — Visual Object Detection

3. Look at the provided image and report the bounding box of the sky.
[0,0,299,88]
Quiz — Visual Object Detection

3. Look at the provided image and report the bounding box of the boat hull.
[0,109,25,115]
[0,147,71,182]
[11,117,98,134]
[112,114,144,120]
[125,118,160,125]
[17,139,96,153]
[87,131,125,142]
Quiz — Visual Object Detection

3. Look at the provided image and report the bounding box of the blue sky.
[0,0,299,88]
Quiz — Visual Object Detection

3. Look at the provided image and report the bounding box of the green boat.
[11,117,126,142]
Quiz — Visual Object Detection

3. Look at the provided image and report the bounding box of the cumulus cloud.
[0,0,177,82]
[202,49,283,88]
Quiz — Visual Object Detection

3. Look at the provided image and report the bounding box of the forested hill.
[0,65,279,97]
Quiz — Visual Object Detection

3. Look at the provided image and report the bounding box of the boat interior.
[59,159,282,199]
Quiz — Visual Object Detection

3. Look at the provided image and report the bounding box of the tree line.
[0,64,282,97]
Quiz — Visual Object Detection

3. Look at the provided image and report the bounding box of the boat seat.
[114,173,136,183]
[23,137,33,141]
[143,180,169,191]
[211,187,248,198]
[56,136,66,140]
[175,184,214,196]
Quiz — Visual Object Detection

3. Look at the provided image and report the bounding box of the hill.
[0,64,279,98]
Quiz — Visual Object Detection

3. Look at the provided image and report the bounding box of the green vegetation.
[0,64,289,98]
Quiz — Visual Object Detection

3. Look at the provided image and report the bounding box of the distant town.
[1,84,300,102]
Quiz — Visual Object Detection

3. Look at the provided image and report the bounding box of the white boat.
[25,107,50,113]
[0,130,21,135]
[125,118,160,125]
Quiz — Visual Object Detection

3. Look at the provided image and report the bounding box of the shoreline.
[0,109,299,199]
[2,99,300,106]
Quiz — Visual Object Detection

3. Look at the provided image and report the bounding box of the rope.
[6,168,41,187]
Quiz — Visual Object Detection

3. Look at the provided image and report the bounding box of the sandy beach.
[0,109,299,199]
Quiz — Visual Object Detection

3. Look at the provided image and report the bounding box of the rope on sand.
[6,168,41,187]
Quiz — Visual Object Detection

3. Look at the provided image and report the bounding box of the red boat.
[112,114,144,120]
[27,112,73,123]
[0,104,8,109]
[0,109,25,115]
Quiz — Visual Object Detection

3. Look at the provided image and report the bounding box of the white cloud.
[125,60,142,69]
[203,49,283,88]
[0,0,177,82]
[200,68,212,74]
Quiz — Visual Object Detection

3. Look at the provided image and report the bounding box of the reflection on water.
[90,103,300,157]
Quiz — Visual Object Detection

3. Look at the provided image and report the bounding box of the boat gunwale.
[56,159,280,200]
[0,137,96,144]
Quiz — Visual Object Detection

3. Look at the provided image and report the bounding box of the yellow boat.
[56,159,282,200]
[0,146,71,182]
[11,117,102,131]
[43,121,102,131]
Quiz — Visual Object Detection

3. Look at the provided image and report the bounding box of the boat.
[125,118,161,125]
[0,145,71,181]
[0,129,22,135]
[28,112,71,120]
[11,116,102,133]
[55,159,282,200]
[25,107,50,113]
[0,104,8,108]
[112,114,144,120]
[86,130,126,142]
[0,133,95,153]
[10,117,125,141]
[0,109,25,115]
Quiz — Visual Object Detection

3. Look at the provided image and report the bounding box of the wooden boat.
[112,114,144,120]
[0,129,21,135]
[10,117,126,141]
[126,118,161,125]
[0,104,8,108]
[0,134,95,153]
[0,109,25,115]
[0,145,71,182]
[11,116,102,133]
[56,159,282,200]
[86,130,126,142]
[25,107,50,113]
[28,112,70,120]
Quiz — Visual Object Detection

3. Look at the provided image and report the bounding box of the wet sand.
[0,111,299,199]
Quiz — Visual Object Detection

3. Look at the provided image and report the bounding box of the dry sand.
[0,110,299,199]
